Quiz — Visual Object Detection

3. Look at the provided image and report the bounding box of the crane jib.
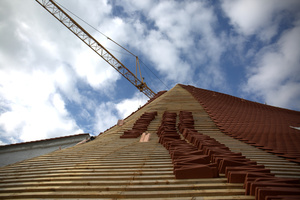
[35,0,156,99]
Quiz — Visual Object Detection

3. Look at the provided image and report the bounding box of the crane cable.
[53,0,169,91]
[53,0,136,57]
[139,60,170,90]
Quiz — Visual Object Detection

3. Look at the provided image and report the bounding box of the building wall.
[0,133,90,167]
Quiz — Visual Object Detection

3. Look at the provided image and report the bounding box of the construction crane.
[35,0,156,99]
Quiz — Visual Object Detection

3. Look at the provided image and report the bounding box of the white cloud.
[140,30,191,82]
[0,70,83,144]
[94,102,118,134]
[221,0,300,41]
[51,93,67,115]
[221,0,300,110]
[0,0,121,144]
[73,46,120,93]
[116,92,148,118]
[54,65,81,103]
[115,0,153,13]
[94,92,147,133]
[243,25,300,110]
[116,0,226,88]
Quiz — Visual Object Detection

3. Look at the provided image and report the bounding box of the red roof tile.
[181,84,300,163]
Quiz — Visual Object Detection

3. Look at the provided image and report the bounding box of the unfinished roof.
[0,84,299,199]
[181,84,300,163]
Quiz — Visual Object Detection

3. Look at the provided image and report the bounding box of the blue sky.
[0,0,299,145]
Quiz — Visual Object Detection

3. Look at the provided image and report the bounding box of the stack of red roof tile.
[120,112,157,138]
[157,111,218,179]
[181,84,300,163]
[179,111,275,184]
[100,91,166,136]
[244,176,300,200]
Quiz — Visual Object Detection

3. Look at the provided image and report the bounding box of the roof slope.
[0,84,299,199]
[181,84,300,163]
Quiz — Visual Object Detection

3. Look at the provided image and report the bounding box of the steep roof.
[0,84,299,199]
[181,84,300,163]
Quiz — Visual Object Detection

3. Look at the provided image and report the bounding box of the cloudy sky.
[0,0,300,145]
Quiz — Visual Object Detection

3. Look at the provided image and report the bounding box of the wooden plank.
[0,183,244,193]
[0,189,246,199]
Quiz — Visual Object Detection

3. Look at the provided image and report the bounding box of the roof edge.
[0,133,90,147]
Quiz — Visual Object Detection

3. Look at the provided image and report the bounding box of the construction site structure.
[1,84,300,199]
[36,0,156,98]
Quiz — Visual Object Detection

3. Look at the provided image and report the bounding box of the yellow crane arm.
[35,0,156,99]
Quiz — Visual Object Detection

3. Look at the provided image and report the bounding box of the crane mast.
[35,0,156,99]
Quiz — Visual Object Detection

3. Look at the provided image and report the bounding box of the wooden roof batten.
[0,84,299,199]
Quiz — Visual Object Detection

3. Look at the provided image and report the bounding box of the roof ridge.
[179,84,300,113]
